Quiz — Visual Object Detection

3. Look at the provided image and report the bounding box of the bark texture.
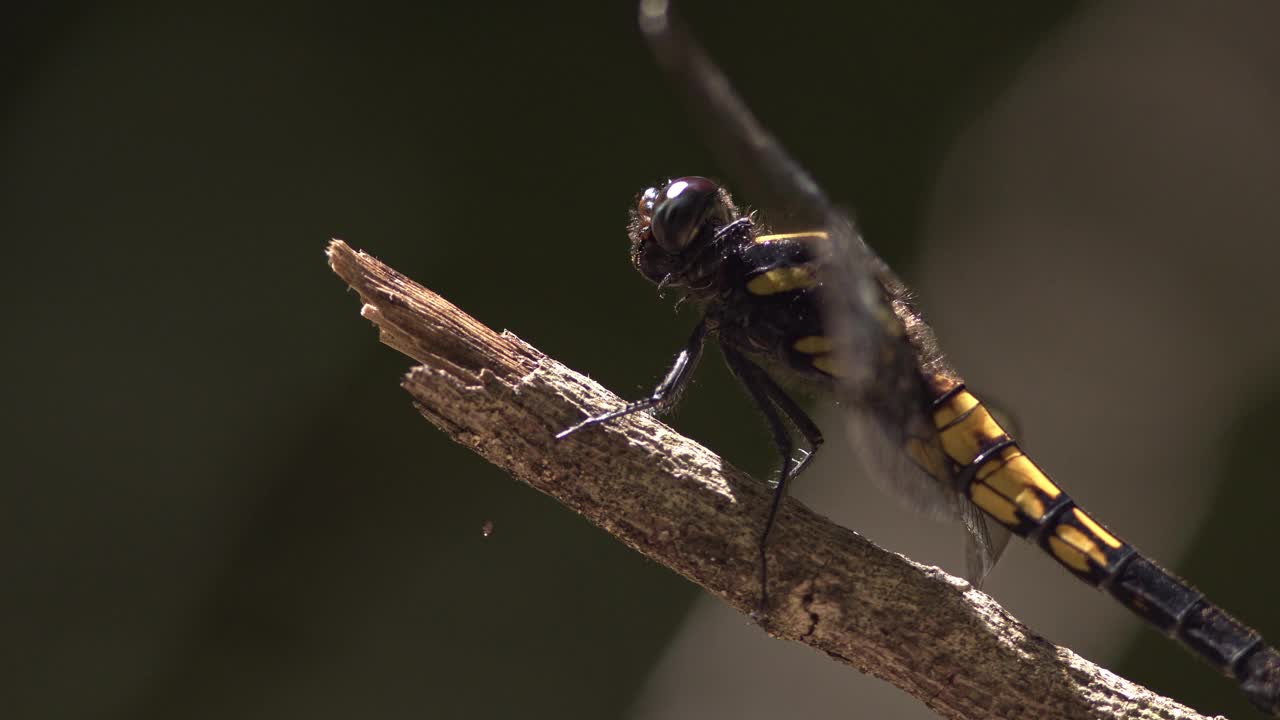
[327,238,1213,720]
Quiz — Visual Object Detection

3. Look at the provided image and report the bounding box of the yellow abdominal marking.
[969,484,1018,526]
[793,336,833,354]
[933,390,980,429]
[938,401,1007,466]
[754,231,830,243]
[1072,508,1123,548]
[936,388,1125,574]
[1016,493,1046,520]
[1047,536,1090,572]
[978,448,1063,501]
[746,266,818,295]
[936,389,1065,526]
[1051,524,1109,569]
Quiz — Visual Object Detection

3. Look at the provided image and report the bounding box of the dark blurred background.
[5,1,1280,718]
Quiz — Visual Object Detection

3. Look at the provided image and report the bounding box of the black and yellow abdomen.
[931,385,1280,693]
[933,386,1128,581]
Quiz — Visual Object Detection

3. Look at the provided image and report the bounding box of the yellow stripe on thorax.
[793,336,841,377]
[792,336,833,354]
[746,265,818,295]
[811,354,843,377]
[753,231,829,244]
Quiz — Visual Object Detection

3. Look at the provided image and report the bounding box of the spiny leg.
[722,347,823,610]
[744,362,824,550]
[751,363,824,481]
[556,318,708,439]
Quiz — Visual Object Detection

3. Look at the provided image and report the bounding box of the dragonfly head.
[629,176,741,291]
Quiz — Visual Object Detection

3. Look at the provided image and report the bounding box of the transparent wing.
[639,0,1009,581]
[959,498,1013,587]
[845,398,1010,587]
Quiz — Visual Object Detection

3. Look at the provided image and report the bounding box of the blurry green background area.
[5,1,1280,719]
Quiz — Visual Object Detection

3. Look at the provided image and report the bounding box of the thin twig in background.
[327,238,1210,720]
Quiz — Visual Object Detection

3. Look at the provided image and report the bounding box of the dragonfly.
[557,0,1280,715]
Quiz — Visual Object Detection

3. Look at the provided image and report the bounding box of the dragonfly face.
[628,176,742,293]
[629,176,839,382]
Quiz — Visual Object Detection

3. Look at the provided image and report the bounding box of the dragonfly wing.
[843,404,960,521]
[848,397,1010,587]
[960,498,1012,587]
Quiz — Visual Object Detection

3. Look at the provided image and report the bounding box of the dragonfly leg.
[722,346,823,611]
[556,318,709,439]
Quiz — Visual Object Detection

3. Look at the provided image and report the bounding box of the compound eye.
[650,176,723,253]
[636,186,661,220]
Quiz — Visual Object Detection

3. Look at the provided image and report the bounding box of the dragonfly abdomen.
[931,385,1280,711]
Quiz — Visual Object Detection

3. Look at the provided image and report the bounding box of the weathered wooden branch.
[326,238,1210,720]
